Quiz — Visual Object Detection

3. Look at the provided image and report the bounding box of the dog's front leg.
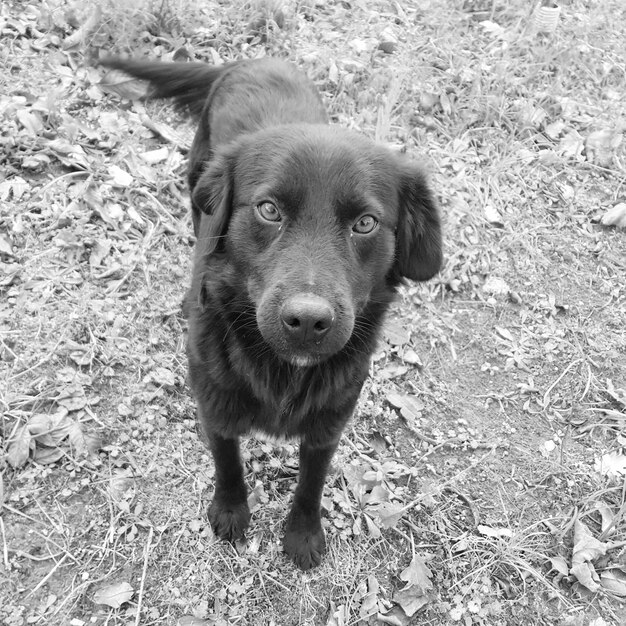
[206,432,251,542]
[283,439,338,570]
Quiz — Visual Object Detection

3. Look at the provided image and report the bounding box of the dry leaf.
[384,321,410,346]
[108,164,133,187]
[477,524,512,538]
[28,414,56,446]
[386,392,424,429]
[108,467,136,502]
[601,203,626,229]
[483,276,510,297]
[16,109,44,135]
[400,554,434,592]
[595,452,626,478]
[569,520,608,591]
[484,204,503,226]
[33,446,65,465]
[371,501,405,529]
[585,129,622,166]
[93,581,134,608]
[570,562,600,592]
[549,556,569,577]
[99,69,150,100]
[393,584,429,617]
[559,130,584,159]
[400,348,422,366]
[0,176,29,201]
[601,569,626,596]
[7,426,33,468]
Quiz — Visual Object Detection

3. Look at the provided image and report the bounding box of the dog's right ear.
[191,149,237,254]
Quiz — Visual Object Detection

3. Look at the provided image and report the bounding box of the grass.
[1,0,626,624]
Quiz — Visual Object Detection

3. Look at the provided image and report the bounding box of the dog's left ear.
[191,147,237,255]
[394,161,443,281]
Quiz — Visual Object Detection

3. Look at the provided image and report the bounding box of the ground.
[1,0,626,624]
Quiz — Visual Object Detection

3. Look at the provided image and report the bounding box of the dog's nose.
[281,294,334,344]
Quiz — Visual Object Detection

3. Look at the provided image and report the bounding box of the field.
[1,0,626,624]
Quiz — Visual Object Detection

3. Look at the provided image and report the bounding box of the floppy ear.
[395,162,443,281]
[191,149,236,254]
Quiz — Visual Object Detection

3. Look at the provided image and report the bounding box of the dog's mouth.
[289,354,322,368]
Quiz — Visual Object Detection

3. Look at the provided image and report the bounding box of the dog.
[101,56,442,569]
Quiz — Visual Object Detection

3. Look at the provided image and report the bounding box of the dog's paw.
[208,498,250,542]
[283,512,326,570]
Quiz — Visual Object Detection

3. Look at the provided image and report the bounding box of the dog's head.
[192,125,442,366]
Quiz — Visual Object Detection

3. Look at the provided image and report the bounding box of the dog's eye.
[256,202,282,223]
[352,215,378,235]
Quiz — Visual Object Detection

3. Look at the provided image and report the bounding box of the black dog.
[101,56,442,569]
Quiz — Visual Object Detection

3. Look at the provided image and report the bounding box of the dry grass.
[1,0,626,624]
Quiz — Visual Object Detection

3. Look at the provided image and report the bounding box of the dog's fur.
[101,56,442,569]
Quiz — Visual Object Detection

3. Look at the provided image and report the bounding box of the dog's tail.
[100,58,231,116]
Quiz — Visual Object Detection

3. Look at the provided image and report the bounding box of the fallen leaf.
[93,581,134,608]
[140,147,169,164]
[108,164,133,187]
[108,467,136,502]
[16,109,44,135]
[0,176,29,201]
[601,569,626,596]
[364,513,382,538]
[600,203,626,229]
[28,414,56,446]
[495,326,515,343]
[549,556,569,577]
[7,426,33,468]
[145,366,177,389]
[384,321,410,346]
[570,519,608,591]
[595,452,626,478]
[47,139,90,170]
[89,239,112,268]
[544,119,566,139]
[393,584,430,617]
[559,130,584,159]
[400,348,422,366]
[386,392,424,429]
[33,446,65,465]
[585,129,622,166]
[570,562,601,592]
[484,204,503,226]
[99,69,150,100]
[378,364,409,380]
[594,502,616,535]
[482,276,509,297]
[477,524,513,538]
[371,501,405,529]
[0,233,13,256]
[359,575,380,617]
[400,553,434,592]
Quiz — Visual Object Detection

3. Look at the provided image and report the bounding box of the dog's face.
[193,126,441,366]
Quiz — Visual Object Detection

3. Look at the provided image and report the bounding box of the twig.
[400,446,496,515]
[542,360,580,408]
[8,335,65,381]
[24,554,68,600]
[0,517,9,569]
[134,526,154,626]
[443,487,481,526]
